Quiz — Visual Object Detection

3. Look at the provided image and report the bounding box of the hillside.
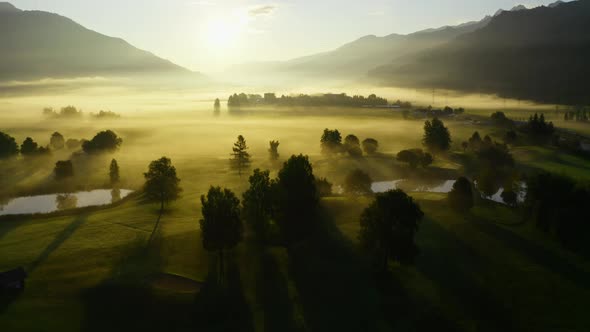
[231,17,491,80]
[369,0,590,104]
[0,2,192,81]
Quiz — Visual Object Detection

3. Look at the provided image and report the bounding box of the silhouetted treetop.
[0,131,19,158]
[82,130,122,154]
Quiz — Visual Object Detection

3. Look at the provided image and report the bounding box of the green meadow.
[1,103,590,332]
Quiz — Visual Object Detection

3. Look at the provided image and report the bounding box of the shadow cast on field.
[469,217,590,289]
[27,213,89,274]
[287,211,387,332]
[81,237,254,332]
[415,216,517,332]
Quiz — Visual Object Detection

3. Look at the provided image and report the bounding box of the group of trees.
[0,130,122,160]
[43,106,83,118]
[92,110,121,119]
[563,107,588,122]
[82,130,123,154]
[227,92,389,108]
[229,136,282,176]
[423,118,451,153]
[414,106,464,118]
[397,149,433,168]
[490,111,514,127]
[524,173,590,253]
[321,129,379,157]
[523,113,555,140]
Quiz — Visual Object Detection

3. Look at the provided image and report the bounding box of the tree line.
[227,92,389,108]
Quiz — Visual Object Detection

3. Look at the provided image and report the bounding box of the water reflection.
[111,188,121,203]
[371,179,526,205]
[56,194,78,211]
[0,189,133,216]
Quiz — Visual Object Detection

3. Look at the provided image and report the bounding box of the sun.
[205,18,243,48]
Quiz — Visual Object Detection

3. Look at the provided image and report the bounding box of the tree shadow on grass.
[248,242,302,332]
[81,237,254,332]
[469,216,590,289]
[191,255,255,332]
[287,210,388,332]
[27,213,89,274]
[415,216,517,332]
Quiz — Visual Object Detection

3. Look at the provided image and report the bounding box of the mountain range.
[0,2,193,81]
[369,0,590,104]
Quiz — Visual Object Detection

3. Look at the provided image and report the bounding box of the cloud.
[248,4,277,17]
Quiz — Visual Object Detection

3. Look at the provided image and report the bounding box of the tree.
[344,169,373,195]
[275,155,319,244]
[397,149,433,168]
[66,139,82,150]
[397,150,420,168]
[316,177,333,197]
[230,135,251,176]
[50,132,65,150]
[0,131,19,158]
[423,117,451,153]
[54,160,74,180]
[144,157,182,242]
[242,169,273,241]
[359,190,424,271]
[491,112,513,126]
[468,131,483,150]
[214,98,221,111]
[82,130,122,153]
[448,177,474,212]
[200,186,243,285]
[344,134,362,157]
[269,140,280,161]
[421,152,434,168]
[320,129,342,154]
[362,138,379,155]
[109,159,120,185]
[20,137,39,156]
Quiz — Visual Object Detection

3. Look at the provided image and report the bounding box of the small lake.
[0,189,133,216]
[371,180,526,205]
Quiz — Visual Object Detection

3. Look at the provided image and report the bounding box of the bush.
[344,169,373,195]
[0,131,19,158]
[82,130,122,154]
[362,138,379,154]
[54,160,74,180]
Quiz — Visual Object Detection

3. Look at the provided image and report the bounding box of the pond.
[0,189,133,216]
[371,180,527,205]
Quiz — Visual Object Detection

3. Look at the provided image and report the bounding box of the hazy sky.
[10,0,565,72]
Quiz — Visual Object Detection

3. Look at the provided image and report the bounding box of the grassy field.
[1,102,590,331]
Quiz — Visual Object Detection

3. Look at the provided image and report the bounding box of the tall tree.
[0,131,19,158]
[230,135,251,176]
[269,140,280,161]
[448,177,474,212]
[20,137,39,155]
[423,117,451,153]
[242,169,273,241]
[144,157,182,242]
[320,129,342,155]
[50,132,65,150]
[275,155,319,244]
[214,98,221,111]
[200,186,243,285]
[359,190,424,272]
[109,159,120,185]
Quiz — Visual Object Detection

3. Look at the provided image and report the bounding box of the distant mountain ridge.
[369,0,590,104]
[232,17,492,79]
[0,2,194,81]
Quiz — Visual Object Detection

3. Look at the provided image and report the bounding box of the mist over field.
[2,1,590,332]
